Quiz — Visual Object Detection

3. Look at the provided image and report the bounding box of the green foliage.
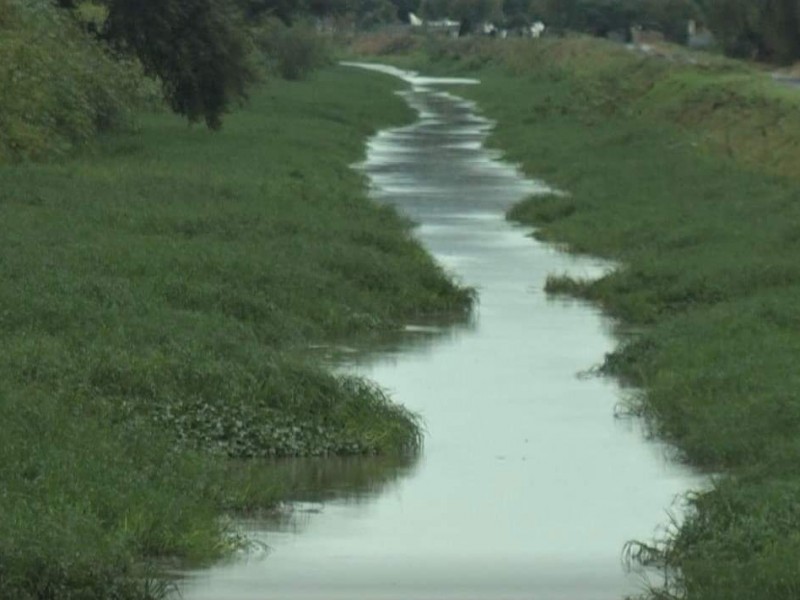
[502,0,536,27]
[507,193,576,225]
[306,0,354,17]
[0,0,153,162]
[252,18,333,79]
[637,0,699,43]
[703,0,800,63]
[104,0,259,129]
[237,0,305,23]
[0,67,471,598]
[0,388,226,600]
[354,0,399,28]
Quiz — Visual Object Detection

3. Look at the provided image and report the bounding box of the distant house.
[631,25,665,46]
[687,20,715,49]
[408,12,423,27]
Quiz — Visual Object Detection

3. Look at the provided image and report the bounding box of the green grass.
[360,35,800,599]
[0,65,472,598]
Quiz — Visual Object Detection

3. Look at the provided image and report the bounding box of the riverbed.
[178,64,701,600]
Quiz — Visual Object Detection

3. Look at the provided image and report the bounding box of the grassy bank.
[0,65,471,599]
[355,35,800,599]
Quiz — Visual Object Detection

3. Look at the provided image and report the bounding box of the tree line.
[45,0,427,131]
[6,0,798,153]
[528,0,800,64]
[699,0,800,63]
[47,0,800,134]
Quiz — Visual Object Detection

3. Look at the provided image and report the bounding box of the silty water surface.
[179,64,701,600]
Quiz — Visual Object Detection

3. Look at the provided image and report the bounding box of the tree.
[702,0,800,63]
[757,0,800,63]
[530,0,698,42]
[236,0,305,23]
[389,0,422,21]
[306,0,354,18]
[420,0,451,19]
[574,0,637,37]
[638,0,700,44]
[454,0,503,22]
[503,0,535,27]
[103,0,258,129]
[354,0,399,27]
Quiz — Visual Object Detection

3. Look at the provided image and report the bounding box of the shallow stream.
[179,64,701,600]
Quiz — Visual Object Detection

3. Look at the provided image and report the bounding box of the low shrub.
[0,0,157,162]
[252,18,332,80]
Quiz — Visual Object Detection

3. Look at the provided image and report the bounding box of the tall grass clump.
[0,0,155,162]
[357,35,800,600]
[0,387,227,600]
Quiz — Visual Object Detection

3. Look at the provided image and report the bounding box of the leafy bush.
[0,0,156,162]
[252,18,332,80]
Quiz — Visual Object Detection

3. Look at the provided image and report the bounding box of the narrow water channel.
[179,65,701,600]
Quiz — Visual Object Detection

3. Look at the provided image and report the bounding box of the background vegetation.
[366,35,800,600]
[6,0,796,164]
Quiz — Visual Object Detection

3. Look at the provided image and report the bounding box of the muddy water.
[179,65,701,600]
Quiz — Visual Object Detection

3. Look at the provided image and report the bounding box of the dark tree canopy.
[236,0,304,23]
[701,0,800,63]
[104,0,258,129]
[391,0,422,21]
[306,0,354,17]
[527,0,697,41]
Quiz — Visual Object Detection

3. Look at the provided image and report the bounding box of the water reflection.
[267,455,420,504]
[307,315,476,369]
[210,455,419,547]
